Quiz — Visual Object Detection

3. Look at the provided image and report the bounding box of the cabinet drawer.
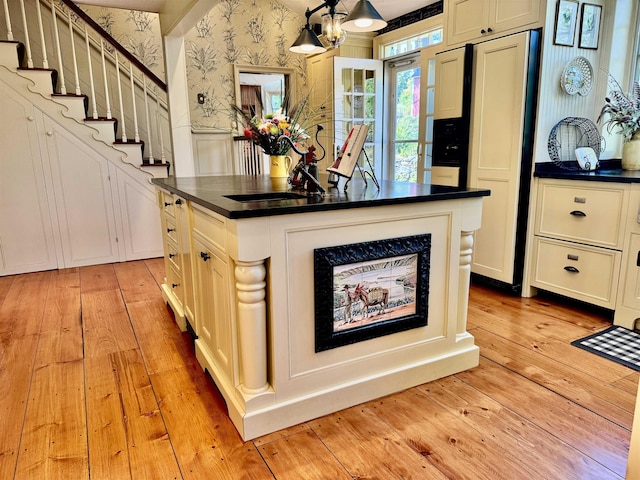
[531,237,621,308]
[165,217,179,244]
[535,182,626,248]
[160,190,176,218]
[167,263,184,305]
[192,203,226,253]
[166,238,180,272]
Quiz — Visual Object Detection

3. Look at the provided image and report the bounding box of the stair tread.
[84,117,117,122]
[141,162,170,166]
[17,67,56,72]
[52,93,87,98]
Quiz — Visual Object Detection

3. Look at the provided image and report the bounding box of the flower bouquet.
[598,75,640,142]
[232,93,313,156]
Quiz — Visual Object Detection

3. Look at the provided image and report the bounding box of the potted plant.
[598,75,640,169]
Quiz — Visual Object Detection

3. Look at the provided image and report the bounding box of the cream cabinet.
[468,31,530,285]
[0,82,58,275]
[190,203,234,382]
[433,47,466,120]
[446,0,543,46]
[615,186,640,330]
[530,179,627,309]
[158,189,196,332]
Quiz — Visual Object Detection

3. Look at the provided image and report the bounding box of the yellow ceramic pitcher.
[270,155,292,178]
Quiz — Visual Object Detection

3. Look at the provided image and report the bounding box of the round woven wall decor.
[547,117,603,170]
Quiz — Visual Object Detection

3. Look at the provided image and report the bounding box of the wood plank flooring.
[0,259,637,479]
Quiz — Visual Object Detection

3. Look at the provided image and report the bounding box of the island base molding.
[196,336,479,441]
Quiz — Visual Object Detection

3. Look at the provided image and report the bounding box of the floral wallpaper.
[184,0,307,130]
[80,5,165,80]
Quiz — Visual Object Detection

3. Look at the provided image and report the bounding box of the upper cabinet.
[434,47,466,119]
[446,0,543,46]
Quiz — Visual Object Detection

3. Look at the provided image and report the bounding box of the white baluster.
[143,76,154,163]
[115,51,127,142]
[19,0,33,68]
[35,0,48,68]
[3,0,14,41]
[129,63,140,142]
[68,10,81,95]
[85,26,98,119]
[51,0,66,94]
[100,40,111,119]
[155,87,166,162]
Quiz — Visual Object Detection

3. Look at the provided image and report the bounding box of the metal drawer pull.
[574,197,586,204]
[564,266,580,273]
[200,251,211,261]
[169,253,175,259]
[164,201,172,207]
[175,198,183,205]
[171,283,179,288]
[567,254,579,261]
[569,210,586,217]
[167,228,175,233]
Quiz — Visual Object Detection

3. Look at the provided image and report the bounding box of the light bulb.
[354,18,373,28]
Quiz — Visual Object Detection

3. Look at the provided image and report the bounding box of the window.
[381,28,443,60]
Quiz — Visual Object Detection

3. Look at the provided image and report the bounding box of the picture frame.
[553,0,579,47]
[313,234,431,352]
[579,3,602,49]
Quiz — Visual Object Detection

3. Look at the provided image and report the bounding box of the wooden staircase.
[0,17,168,275]
[1,38,168,177]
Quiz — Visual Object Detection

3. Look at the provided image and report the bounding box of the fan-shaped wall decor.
[547,117,603,170]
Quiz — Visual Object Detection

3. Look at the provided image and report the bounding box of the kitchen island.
[152,175,489,440]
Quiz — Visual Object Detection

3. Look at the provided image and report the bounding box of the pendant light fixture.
[289,0,387,54]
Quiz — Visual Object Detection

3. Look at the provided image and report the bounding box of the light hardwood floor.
[0,259,637,479]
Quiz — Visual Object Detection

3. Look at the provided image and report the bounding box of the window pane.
[394,142,418,182]
[394,68,420,141]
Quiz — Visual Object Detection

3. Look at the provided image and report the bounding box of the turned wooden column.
[235,260,269,394]
[458,231,474,336]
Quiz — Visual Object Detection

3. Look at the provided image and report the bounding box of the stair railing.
[0,0,171,166]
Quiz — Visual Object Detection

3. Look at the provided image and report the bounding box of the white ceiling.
[75,0,439,25]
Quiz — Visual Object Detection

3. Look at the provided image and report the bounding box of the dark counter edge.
[152,177,491,220]
[534,160,640,183]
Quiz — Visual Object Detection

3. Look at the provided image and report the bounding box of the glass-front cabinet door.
[334,58,383,181]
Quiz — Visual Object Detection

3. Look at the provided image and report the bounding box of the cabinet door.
[468,32,528,283]
[309,53,335,168]
[0,89,58,275]
[490,0,541,33]
[192,237,233,380]
[115,168,163,261]
[176,198,196,328]
[621,234,640,312]
[42,116,121,267]
[434,47,466,120]
[447,0,489,45]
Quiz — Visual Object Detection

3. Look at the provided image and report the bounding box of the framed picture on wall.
[579,3,602,49]
[553,0,579,46]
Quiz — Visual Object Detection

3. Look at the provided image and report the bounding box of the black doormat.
[571,326,640,371]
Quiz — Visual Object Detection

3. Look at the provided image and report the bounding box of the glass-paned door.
[386,56,420,182]
[417,46,444,184]
[334,58,383,181]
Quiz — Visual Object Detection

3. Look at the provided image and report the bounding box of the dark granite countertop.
[534,160,640,183]
[152,175,490,219]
